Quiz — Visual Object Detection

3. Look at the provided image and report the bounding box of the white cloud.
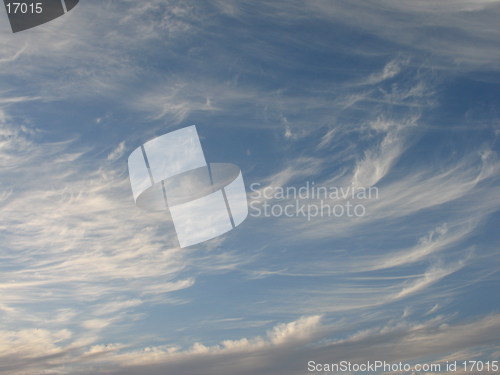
[301,0,500,70]
[82,319,113,331]
[267,315,322,345]
[364,57,409,85]
[4,313,491,375]
[90,300,142,318]
[0,101,240,356]
[391,261,466,300]
[107,141,126,161]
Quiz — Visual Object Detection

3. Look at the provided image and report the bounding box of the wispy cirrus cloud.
[0,99,242,359]
[249,0,500,71]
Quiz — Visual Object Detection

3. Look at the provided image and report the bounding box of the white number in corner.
[6,2,43,14]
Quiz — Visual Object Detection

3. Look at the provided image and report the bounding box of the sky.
[0,1,499,374]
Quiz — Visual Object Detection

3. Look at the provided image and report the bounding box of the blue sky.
[0,1,499,374]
